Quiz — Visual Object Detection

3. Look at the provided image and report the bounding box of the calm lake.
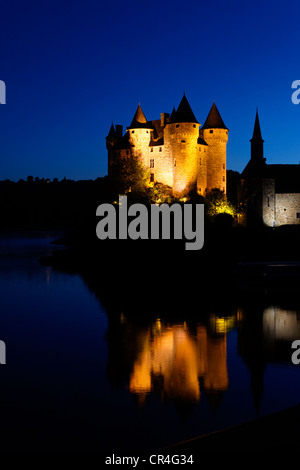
[0,231,300,450]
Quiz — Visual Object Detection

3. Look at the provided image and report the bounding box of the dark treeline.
[0,176,113,230]
[0,170,241,231]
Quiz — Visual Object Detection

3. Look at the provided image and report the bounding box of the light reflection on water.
[0,232,299,450]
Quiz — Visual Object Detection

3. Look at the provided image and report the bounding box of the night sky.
[1,0,300,181]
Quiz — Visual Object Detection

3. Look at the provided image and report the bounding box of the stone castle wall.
[166,122,200,197]
[201,128,228,194]
[275,193,300,225]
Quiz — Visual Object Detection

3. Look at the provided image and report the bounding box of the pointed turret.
[250,109,264,162]
[106,122,116,139]
[174,94,198,123]
[202,102,228,130]
[128,103,150,129]
[170,106,177,123]
[200,102,228,194]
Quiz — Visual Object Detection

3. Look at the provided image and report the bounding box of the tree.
[110,153,150,197]
[205,188,238,220]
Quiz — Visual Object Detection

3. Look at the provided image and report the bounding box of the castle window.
[131,130,134,134]
[150,173,154,183]
[297,213,300,218]
[223,164,225,170]
[199,148,201,151]
[209,130,213,134]
[150,147,153,152]
[267,196,270,207]
[159,147,162,152]
[150,158,154,168]
[181,140,186,143]
[174,159,176,167]
[223,176,225,181]
[193,124,196,128]
[176,124,179,128]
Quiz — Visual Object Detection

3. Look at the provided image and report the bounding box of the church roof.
[202,102,228,130]
[242,161,300,193]
[172,94,199,123]
[250,109,264,142]
[128,103,152,129]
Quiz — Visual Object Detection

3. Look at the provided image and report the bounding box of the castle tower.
[250,109,264,163]
[165,94,200,197]
[200,102,228,194]
[127,104,152,169]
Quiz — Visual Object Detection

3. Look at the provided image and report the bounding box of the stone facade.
[107,95,228,198]
[240,111,300,227]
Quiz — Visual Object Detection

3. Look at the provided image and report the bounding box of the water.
[0,232,299,450]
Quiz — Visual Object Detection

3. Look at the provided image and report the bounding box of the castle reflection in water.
[105,306,300,411]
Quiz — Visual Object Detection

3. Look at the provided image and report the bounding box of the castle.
[106,95,229,197]
[240,111,300,227]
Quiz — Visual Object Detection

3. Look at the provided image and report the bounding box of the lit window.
[150,159,154,168]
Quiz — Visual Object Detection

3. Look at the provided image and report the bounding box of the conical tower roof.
[170,105,177,122]
[173,94,198,123]
[250,109,264,142]
[128,103,151,129]
[202,102,228,130]
[106,122,116,139]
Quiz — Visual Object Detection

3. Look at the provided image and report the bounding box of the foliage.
[205,188,239,220]
[110,153,150,197]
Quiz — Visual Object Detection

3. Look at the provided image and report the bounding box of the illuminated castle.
[106,95,229,197]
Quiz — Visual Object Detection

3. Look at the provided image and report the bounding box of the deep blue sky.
[1,0,300,181]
